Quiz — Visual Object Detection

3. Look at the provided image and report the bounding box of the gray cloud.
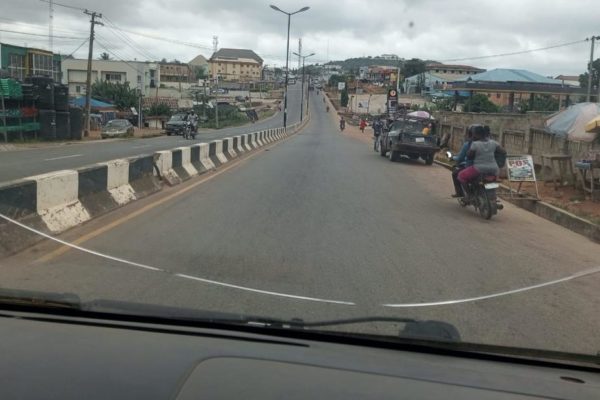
[0,0,597,75]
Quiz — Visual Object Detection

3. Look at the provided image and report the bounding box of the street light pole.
[270,5,309,128]
[293,51,315,122]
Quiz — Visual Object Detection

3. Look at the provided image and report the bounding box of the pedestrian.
[422,123,432,135]
[373,118,382,151]
[359,118,367,133]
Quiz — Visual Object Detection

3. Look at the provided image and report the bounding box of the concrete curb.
[0,113,310,256]
[433,159,600,243]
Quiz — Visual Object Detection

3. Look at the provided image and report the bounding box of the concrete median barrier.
[78,164,117,217]
[154,150,182,186]
[223,137,237,159]
[243,134,252,151]
[105,159,137,206]
[197,143,216,171]
[233,135,245,154]
[32,170,91,233]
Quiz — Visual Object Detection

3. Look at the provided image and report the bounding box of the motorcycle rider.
[372,118,383,151]
[339,116,346,131]
[451,125,477,198]
[458,125,506,192]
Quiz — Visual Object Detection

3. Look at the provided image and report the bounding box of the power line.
[39,0,85,12]
[102,16,158,61]
[0,17,86,35]
[62,37,88,59]
[440,39,587,62]
[0,28,84,39]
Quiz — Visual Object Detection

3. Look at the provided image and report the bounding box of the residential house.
[404,71,457,94]
[380,54,400,60]
[159,62,192,88]
[0,42,61,82]
[209,48,263,82]
[188,54,209,79]
[425,63,485,76]
[367,65,397,83]
[451,68,585,111]
[61,58,159,97]
[554,75,580,87]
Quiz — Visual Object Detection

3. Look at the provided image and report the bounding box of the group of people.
[451,124,506,198]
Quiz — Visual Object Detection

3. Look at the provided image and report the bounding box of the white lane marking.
[175,274,355,305]
[44,154,83,161]
[4,211,599,308]
[0,213,354,306]
[381,266,600,308]
[131,144,150,149]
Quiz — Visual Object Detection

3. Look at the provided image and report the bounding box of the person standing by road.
[372,118,382,151]
[359,118,367,133]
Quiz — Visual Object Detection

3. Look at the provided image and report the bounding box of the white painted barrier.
[243,134,253,151]
[31,170,90,232]
[212,140,229,163]
[154,150,181,186]
[197,143,216,170]
[224,137,237,158]
[176,146,199,177]
[104,159,136,206]
[233,135,245,153]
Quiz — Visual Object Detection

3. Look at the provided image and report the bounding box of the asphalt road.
[2,91,600,357]
[0,84,304,182]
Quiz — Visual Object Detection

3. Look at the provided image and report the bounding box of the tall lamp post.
[270,4,309,128]
[293,51,314,121]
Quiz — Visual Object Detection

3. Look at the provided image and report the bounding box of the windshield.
[2,0,600,363]
[106,120,128,127]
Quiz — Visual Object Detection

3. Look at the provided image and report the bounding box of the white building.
[61,58,159,97]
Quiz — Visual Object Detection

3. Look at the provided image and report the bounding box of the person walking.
[359,118,367,133]
[373,118,382,151]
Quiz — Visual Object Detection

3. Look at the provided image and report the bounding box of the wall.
[435,110,600,166]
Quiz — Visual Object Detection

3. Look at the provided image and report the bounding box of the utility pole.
[48,0,54,52]
[586,36,600,102]
[83,9,102,137]
[298,38,302,69]
[214,74,219,129]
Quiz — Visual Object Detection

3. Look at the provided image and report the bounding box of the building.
[61,58,159,97]
[209,48,263,82]
[450,68,585,111]
[425,63,485,76]
[379,54,400,60]
[554,75,580,87]
[159,62,192,88]
[367,65,398,82]
[188,54,209,78]
[404,71,456,94]
[0,42,61,82]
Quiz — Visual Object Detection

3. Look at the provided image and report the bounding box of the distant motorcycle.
[339,119,345,131]
[182,122,196,140]
[447,151,503,220]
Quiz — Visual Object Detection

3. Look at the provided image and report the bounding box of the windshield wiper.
[0,289,81,310]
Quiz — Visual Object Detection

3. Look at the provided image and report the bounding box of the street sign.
[506,155,539,199]
[507,155,536,182]
[338,82,346,91]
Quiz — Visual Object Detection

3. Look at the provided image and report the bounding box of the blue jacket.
[453,140,473,167]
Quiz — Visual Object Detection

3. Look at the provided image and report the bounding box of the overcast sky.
[1,0,598,76]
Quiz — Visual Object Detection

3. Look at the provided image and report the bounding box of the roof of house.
[210,48,263,63]
[189,54,208,66]
[555,74,579,81]
[454,68,562,84]
[426,63,485,71]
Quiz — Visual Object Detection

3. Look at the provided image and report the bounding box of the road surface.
[0,84,304,182]
[2,91,599,357]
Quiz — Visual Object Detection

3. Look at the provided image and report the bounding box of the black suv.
[377,117,439,165]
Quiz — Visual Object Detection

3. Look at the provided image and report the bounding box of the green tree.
[147,102,172,116]
[91,80,138,111]
[401,58,426,79]
[340,88,349,107]
[578,58,600,96]
[518,94,559,113]
[99,52,111,60]
[464,94,499,113]
[328,74,346,87]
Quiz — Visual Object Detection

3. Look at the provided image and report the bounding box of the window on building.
[75,85,81,93]
[105,73,122,82]
[8,54,25,80]
[30,53,54,78]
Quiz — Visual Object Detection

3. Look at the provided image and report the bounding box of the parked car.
[165,113,191,136]
[101,119,134,139]
[378,116,439,165]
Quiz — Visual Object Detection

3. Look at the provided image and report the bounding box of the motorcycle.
[446,151,503,220]
[326,105,330,113]
[339,120,345,131]
[182,122,197,140]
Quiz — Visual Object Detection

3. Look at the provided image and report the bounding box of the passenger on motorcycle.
[458,126,506,190]
[451,125,476,198]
